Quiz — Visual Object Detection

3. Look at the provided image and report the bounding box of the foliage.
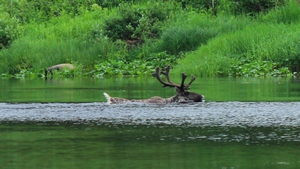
[1,0,135,24]
[92,51,181,77]
[0,9,113,74]
[175,20,300,77]
[158,13,250,54]
[0,0,287,26]
[1,0,89,23]
[0,8,22,49]
[159,26,214,55]
[259,0,300,24]
[228,0,285,15]
[230,59,292,77]
[93,60,152,77]
[1,50,180,78]
[13,68,44,79]
[103,2,174,45]
[0,0,300,78]
[175,0,218,14]
[176,0,286,15]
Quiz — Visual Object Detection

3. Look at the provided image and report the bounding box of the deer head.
[103,65,204,104]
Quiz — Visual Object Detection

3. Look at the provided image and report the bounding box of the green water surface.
[1,122,299,169]
[1,77,300,102]
[1,77,300,169]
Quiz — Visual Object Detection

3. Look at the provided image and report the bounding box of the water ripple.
[1,102,300,127]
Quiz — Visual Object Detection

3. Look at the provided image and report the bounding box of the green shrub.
[2,0,97,23]
[103,2,173,45]
[0,10,22,49]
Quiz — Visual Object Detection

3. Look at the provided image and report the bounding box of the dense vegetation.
[0,0,299,78]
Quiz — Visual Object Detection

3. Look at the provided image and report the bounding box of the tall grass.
[0,1,179,75]
[174,0,300,76]
[260,0,300,24]
[174,22,300,76]
[158,12,251,55]
[0,8,120,74]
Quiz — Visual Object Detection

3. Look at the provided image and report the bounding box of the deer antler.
[184,76,196,90]
[152,65,197,90]
[152,66,180,88]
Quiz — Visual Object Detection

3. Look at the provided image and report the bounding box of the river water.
[1,77,300,169]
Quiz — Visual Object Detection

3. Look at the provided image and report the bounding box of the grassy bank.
[174,0,300,77]
[174,22,300,77]
[0,0,299,78]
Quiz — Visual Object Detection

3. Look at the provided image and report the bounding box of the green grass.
[158,12,251,55]
[260,0,300,24]
[1,0,300,78]
[174,21,300,76]
[0,8,119,74]
[174,1,300,77]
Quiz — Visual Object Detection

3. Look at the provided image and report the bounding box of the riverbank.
[0,0,300,78]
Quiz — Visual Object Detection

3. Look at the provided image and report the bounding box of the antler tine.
[152,66,180,88]
[160,65,180,87]
[160,66,170,82]
[180,73,188,88]
[184,76,196,90]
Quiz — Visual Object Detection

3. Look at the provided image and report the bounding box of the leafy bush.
[1,0,111,24]
[103,2,172,45]
[1,0,87,23]
[0,10,21,49]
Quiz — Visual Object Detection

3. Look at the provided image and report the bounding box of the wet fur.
[103,92,204,105]
[103,66,204,104]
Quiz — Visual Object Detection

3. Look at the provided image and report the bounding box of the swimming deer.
[104,65,204,104]
[45,63,74,77]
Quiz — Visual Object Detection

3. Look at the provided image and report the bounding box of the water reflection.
[1,77,300,102]
[1,119,300,169]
